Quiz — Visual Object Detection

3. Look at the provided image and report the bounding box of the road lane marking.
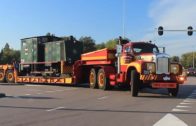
[183,99,196,103]
[36,93,43,95]
[46,107,65,112]
[45,91,56,93]
[25,94,31,96]
[98,96,109,100]
[180,102,192,105]
[153,113,188,126]
[172,108,188,112]
[176,105,191,108]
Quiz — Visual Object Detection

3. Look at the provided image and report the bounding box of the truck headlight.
[170,64,180,74]
[146,63,156,74]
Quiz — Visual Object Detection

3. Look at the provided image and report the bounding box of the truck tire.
[0,70,5,83]
[97,69,110,90]
[130,70,140,97]
[89,68,98,89]
[6,70,15,83]
[168,84,179,97]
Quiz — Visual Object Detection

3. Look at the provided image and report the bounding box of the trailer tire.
[89,68,98,89]
[6,70,15,83]
[168,84,179,97]
[130,70,140,97]
[97,69,110,90]
[0,70,5,83]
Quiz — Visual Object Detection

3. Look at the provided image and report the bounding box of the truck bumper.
[140,74,185,85]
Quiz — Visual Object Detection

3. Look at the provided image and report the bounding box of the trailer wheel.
[6,70,15,83]
[0,70,5,83]
[89,68,98,89]
[168,84,179,97]
[130,70,140,97]
[97,69,110,90]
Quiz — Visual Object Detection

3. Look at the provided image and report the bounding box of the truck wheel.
[97,69,110,90]
[89,68,98,89]
[6,70,15,83]
[130,70,140,97]
[0,70,5,83]
[168,84,179,97]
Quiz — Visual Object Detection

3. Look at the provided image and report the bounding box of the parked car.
[187,68,196,76]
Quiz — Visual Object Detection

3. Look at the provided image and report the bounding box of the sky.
[0,0,196,56]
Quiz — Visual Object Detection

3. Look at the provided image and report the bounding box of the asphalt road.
[0,77,196,126]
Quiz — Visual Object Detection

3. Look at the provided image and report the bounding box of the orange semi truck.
[0,37,185,97]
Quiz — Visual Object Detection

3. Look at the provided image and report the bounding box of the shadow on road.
[5,96,56,100]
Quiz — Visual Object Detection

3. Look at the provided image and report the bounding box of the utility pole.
[122,0,125,39]
[193,51,195,69]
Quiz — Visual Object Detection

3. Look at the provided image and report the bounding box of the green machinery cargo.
[44,39,83,64]
[21,36,60,63]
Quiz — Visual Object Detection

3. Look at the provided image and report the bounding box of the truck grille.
[156,57,169,74]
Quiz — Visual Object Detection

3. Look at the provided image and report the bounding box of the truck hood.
[138,53,170,62]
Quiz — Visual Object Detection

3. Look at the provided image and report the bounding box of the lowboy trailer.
[0,36,186,97]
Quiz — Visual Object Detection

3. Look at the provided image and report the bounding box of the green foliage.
[170,56,180,63]
[95,43,105,50]
[180,52,196,68]
[0,43,20,64]
[60,36,76,41]
[105,38,118,49]
[79,36,96,53]
[46,32,55,37]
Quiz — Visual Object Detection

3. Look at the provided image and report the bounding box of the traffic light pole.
[157,26,195,36]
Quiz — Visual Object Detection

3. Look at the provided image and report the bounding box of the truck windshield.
[132,43,159,54]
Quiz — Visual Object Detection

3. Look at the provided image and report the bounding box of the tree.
[180,52,196,68]
[95,43,105,50]
[79,36,96,53]
[0,43,20,64]
[105,38,118,49]
[171,56,180,63]
[46,32,55,37]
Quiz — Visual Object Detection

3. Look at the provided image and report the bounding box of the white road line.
[183,99,196,103]
[153,113,188,126]
[25,94,31,96]
[180,102,192,105]
[46,107,65,112]
[45,91,56,93]
[176,105,191,108]
[36,93,43,95]
[172,108,188,112]
[98,96,109,100]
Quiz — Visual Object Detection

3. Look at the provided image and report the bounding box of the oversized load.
[21,36,60,63]
[44,39,83,64]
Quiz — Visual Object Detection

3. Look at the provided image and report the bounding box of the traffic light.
[158,26,164,36]
[187,26,193,36]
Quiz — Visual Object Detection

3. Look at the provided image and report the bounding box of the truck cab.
[119,41,184,96]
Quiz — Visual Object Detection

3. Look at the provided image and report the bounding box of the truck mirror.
[158,26,164,36]
[187,26,193,36]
